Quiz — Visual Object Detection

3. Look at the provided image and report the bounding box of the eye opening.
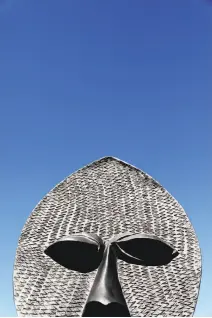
[44,233,104,272]
[114,233,179,266]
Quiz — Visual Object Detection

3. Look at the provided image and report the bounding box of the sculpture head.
[14,157,201,316]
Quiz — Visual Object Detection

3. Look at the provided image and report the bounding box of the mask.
[14,157,201,316]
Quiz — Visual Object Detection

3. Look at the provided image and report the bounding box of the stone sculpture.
[14,157,201,316]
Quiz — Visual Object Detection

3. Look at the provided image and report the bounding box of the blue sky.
[0,0,211,316]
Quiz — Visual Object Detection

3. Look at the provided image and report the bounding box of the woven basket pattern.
[14,157,201,316]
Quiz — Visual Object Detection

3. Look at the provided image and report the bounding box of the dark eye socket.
[44,233,104,273]
[115,233,178,266]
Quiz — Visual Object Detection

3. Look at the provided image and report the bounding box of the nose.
[82,243,130,317]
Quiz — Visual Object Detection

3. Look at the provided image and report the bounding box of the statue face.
[14,157,201,317]
[44,232,179,316]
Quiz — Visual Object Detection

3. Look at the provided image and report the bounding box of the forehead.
[14,157,201,316]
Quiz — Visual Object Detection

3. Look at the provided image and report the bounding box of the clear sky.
[0,0,211,316]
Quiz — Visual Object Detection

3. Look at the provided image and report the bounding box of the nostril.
[82,301,131,317]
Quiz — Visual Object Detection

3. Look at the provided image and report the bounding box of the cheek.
[16,247,99,317]
[63,270,98,316]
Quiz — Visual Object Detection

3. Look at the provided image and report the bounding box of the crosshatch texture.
[14,157,201,317]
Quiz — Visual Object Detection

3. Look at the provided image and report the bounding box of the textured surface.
[13,157,201,317]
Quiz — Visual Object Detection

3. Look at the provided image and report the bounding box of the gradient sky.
[0,0,211,316]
